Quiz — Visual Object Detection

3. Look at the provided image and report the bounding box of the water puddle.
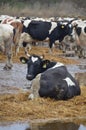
[66,64,86,76]
[0,121,86,130]
[0,63,31,94]
[0,122,30,130]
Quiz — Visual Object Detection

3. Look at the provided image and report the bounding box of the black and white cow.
[19,19,75,53]
[20,54,81,100]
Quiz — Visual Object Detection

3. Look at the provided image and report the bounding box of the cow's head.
[20,54,50,80]
[58,21,73,36]
[57,19,77,42]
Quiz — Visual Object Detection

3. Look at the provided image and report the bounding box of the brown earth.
[0,46,85,124]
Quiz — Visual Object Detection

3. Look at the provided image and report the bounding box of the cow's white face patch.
[31,56,38,63]
[69,24,72,28]
[64,77,75,87]
[23,20,31,28]
[49,22,57,34]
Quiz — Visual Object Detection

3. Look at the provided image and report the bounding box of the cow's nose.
[26,74,33,80]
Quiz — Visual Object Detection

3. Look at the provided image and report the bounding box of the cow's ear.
[20,57,28,64]
[42,60,50,69]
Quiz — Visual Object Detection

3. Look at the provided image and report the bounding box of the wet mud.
[0,121,86,130]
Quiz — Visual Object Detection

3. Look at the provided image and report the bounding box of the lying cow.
[0,24,15,70]
[18,19,75,54]
[20,54,81,100]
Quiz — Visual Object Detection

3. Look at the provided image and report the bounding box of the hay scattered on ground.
[0,46,79,64]
[0,87,86,124]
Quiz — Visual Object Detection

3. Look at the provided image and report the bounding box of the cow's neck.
[47,62,56,68]
[42,62,56,72]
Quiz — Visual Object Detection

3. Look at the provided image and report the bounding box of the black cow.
[19,19,74,53]
[20,54,81,100]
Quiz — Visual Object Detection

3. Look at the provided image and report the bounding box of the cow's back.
[24,21,51,40]
[39,66,80,99]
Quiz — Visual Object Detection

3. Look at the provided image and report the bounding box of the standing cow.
[72,20,86,58]
[1,17,23,55]
[0,24,15,70]
[20,54,81,100]
[18,19,75,54]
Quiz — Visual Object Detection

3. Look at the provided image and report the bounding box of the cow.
[18,19,75,54]
[1,17,23,55]
[20,54,81,100]
[0,24,15,70]
[72,20,86,58]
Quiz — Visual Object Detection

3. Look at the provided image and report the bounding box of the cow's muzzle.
[26,74,34,80]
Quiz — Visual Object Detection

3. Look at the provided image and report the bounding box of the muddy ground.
[0,46,86,125]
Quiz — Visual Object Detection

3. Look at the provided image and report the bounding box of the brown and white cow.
[72,20,86,58]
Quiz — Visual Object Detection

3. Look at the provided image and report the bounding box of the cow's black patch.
[76,27,81,36]
[84,27,86,33]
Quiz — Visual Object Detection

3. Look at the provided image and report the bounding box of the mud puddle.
[0,63,31,94]
[0,121,86,130]
[0,122,30,130]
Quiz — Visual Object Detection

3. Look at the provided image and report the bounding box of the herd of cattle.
[0,15,85,100]
[0,15,86,70]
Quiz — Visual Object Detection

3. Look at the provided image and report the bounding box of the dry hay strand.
[0,86,86,123]
[0,46,79,64]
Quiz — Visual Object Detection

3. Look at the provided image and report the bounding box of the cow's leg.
[28,74,41,100]
[49,40,54,54]
[0,39,5,54]
[15,44,20,56]
[0,46,5,53]
[25,43,31,55]
[4,40,13,70]
[4,51,13,70]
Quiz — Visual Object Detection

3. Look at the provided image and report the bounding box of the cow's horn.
[25,51,30,57]
[40,54,44,59]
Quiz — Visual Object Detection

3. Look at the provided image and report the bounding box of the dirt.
[0,46,86,124]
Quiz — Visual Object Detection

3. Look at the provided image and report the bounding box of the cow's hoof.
[3,64,13,70]
[28,94,34,100]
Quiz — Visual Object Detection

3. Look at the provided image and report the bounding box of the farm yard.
[0,46,86,124]
[0,0,86,130]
